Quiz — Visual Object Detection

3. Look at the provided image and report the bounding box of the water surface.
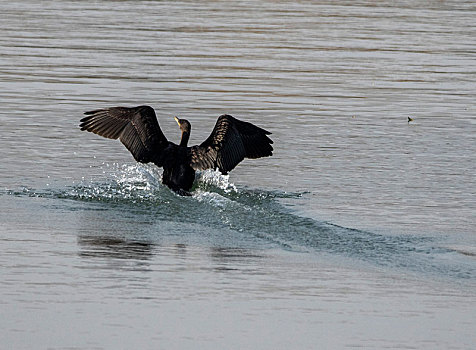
[1,1,475,349]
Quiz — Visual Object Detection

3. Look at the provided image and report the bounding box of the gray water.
[1,1,476,349]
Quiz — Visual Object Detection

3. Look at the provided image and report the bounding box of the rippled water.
[1,1,476,349]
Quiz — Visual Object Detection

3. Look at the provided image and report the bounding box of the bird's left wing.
[80,105,169,163]
[189,114,273,174]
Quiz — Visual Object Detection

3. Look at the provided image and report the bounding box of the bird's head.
[174,116,191,134]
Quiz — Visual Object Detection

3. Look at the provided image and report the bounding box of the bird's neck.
[180,130,190,147]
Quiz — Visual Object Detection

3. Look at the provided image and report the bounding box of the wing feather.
[189,114,273,174]
[79,105,169,163]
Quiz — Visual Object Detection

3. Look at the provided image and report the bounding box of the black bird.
[79,105,273,195]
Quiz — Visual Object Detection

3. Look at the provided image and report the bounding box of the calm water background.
[1,1,475,349]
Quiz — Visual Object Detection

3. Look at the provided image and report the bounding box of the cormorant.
[79,105,273,195]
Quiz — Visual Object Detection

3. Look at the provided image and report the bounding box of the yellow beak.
[174,116,180,126]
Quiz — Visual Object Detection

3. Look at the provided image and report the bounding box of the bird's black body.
[161,146,196,195]
[79,105,273,195]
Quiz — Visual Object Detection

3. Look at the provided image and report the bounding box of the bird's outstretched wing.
[189,114,273,174]
[79,105,169,163]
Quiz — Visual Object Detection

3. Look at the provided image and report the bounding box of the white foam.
[193,191,230,208]
[196,169,237,193]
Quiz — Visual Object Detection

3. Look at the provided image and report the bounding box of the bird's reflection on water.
[78,235,155,261]
[75,203,159,264]
[77,234,266,275]
[75,204,267,274]
[209,247,265,272]
[209,247,263,261]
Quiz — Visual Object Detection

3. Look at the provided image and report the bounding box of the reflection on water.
[209,247,264,261]
[209,247,265,273]
[78,235,155,261]
[77,235,265,269]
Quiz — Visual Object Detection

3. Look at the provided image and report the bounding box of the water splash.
[195,169,237,193]
[66,163,163,203]
[62,165,239,203]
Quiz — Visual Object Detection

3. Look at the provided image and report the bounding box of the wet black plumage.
[79,105,273,195]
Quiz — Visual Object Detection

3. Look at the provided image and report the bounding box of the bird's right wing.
[189,114,273,174]
[80,105,169,163]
